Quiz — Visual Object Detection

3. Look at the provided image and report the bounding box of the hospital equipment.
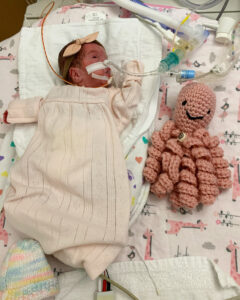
[40,0,239,86]
[108,0,240,83]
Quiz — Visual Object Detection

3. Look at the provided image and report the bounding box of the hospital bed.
[0,1,240,299]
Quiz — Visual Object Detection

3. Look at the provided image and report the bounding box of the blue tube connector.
[179,70,196,79]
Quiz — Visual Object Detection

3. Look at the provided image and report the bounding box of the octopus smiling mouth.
[186,110,204,121]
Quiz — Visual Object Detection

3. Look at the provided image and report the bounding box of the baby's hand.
[3,110,9,124]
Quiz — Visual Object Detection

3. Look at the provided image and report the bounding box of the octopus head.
[175,82,216,134]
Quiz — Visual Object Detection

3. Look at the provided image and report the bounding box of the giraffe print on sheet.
[230,157,240,202]
[158,82,172,120]
[226,240,240,285]
[221,131,240,146]
[236,82,240,92]
[57,4,84,14]
[165,219,207,235]
[0,54,15,61]
[143,228,154,260]
[183,59,206,68]
[127,246,136,261]
[0,209,8,247]
[238,98,240,122]
[12,85,19,99]
[219,98,229,121]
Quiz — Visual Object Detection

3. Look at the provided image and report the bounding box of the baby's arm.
[108,60,144,133]
[3,97,43,124]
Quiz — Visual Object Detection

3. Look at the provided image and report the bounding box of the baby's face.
[69,43,111,88]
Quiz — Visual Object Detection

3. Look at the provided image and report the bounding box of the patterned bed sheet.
[115,32,240,286]
[0,2,240,286]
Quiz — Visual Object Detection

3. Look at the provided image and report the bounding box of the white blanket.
[15,18,162,225]
[56,257,240,300]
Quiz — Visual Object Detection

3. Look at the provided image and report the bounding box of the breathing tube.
[108,0,239,83]
[111,0,209,75]
[175,21,240,83]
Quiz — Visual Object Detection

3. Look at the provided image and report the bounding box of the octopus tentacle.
[210,146,224,157]
[166,139,183,157]
[143,157,161,183]
[172,181,198,209]
[143,167,158,183]
[150,184,164,198]
[148,146,161,161]
[192,147,211,160]
[180,169,197,186]
[145,157,161,172]
[152,152,181,197]
[196,157,219,205]
[209,139,232,189]
[212,157,229,168]
[151,131,165,152]
[143,122,176,185]
[168,155,181,184]
[159,120,175,142]
[193,128,209,141]
[197,171,218,185]
[158,173,174,193]
[162,152,171,172]
[182,137,203,149]
[181,157,196,173]
[196,159,214,173]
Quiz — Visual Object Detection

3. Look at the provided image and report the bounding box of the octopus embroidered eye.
[182,100,187,106]
[207,109,211,114]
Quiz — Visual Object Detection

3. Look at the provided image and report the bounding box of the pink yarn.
[143,82,232,210]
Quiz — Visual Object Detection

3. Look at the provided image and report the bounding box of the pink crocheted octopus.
[143,82,232,210]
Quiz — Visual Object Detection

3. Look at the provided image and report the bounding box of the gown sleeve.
[5,97,43,124]
[108,60,144,133]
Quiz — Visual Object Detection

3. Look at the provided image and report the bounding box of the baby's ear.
[69,67,83,85]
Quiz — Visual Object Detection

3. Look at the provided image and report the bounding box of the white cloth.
[55,257,240,300]
[15,18,162,225]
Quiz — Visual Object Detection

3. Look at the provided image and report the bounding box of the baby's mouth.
[186,110,204,120]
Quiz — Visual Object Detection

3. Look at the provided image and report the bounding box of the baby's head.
[175,82,216,134]
[58,33,111,88]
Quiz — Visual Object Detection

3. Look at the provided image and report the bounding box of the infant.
[4,32,143,280]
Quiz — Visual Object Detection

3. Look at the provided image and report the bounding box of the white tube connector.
[216,16,238,44]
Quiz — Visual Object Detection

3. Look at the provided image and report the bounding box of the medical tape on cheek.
[86,62,107,74]
[91,73,109,81]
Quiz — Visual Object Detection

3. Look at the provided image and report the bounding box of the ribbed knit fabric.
[4,61,143,280]
[0,239,59,300]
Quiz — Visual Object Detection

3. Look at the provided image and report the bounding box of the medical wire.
[99,274,139,300]
[171,13,191,52]
[216,0,230,20]
[128,244,160,296]
[41,1,75,85]
[178,0,225,10]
